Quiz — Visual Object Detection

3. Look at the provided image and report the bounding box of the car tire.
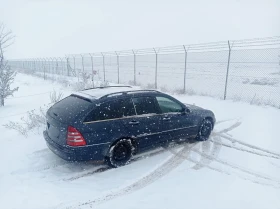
[196,118,213,141]
[106,139,134,168]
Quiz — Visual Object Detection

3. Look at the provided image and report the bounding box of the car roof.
[71,85,161,101]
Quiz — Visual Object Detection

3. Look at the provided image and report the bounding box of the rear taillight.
[67,126,86,146]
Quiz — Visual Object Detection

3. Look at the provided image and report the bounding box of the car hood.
[184,103,204,111]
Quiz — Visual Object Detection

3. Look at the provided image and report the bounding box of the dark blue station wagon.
[43,86,215,167]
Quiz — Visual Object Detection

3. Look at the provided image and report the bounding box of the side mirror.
[181,107,190,115]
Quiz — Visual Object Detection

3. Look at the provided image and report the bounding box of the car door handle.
[163,117,170,121]
[128,121,140,125]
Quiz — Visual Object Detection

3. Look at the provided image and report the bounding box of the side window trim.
[152,96,162,114]
[130,97,138,116]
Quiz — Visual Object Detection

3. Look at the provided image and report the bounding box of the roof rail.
[83,85,132,91]
[99,89,160,99]
[126,89,160,94]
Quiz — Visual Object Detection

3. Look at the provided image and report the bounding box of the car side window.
[156,96,183,113]
[84,98,135,122]
[132,96,158,115]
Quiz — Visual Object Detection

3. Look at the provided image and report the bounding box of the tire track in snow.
[166,121,280,188]
[212,119,280,160]
[212,120,242,136]
[53,120,239,208]
[64,166,109,181]
[268,161,280,169]
[191,148,280,187]
[186,154,278,188]
[59,143,198,209]
[62,120,279,186]
[29,148,50,157]
[215,118,241,125]
[11,160,73,175]
[192,135,222,170]
[51,119,280,208]
[190,120,241,170]
[63,149,167,182]
[220,134,280,158]
[166,141,280,188]
[210,139,280,160]
[12,148,73,175]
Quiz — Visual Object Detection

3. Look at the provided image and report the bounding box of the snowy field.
[0,73,280,209]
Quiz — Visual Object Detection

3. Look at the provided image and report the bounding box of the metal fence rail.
[8,36,280,108]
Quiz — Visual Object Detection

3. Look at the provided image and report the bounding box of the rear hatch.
[46,95,92,146]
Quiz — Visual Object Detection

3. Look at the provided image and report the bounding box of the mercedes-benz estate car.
[43,86,215,167]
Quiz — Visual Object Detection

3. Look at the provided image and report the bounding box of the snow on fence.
[8,36,280,108]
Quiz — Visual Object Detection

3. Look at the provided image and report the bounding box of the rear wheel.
[196,119,213,141]
[106,139,134,168]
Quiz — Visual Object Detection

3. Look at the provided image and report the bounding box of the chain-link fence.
[9,36,280,108]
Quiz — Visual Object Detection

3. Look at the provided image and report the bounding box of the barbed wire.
[7,36,280,60]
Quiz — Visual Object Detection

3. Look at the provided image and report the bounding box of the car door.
[155,96,197,141]
[120,95,171,151]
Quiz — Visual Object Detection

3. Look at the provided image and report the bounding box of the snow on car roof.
[72,86,142,100]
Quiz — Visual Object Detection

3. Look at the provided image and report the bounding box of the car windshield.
[1,1,279,209]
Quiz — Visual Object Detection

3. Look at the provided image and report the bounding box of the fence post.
[37,58,41,71]
[41,58,44,73]
[132,50,136,85]
[50,58,53,75]
[39,58,42,73]
[51,57,56,78]
[183,45,189,93]
[153,48,158,89]
[54,57,58,75]
[72,55,77,79]
[47,58,51,74]
[66,57,70,76]
[34,59,37,71]
[59,57,64,75]
[81,54,85,73]
[47,58,50,74]
[35,58,38,72]
[101,52,105,82]
[43,58,46,80]
[89,53,94,88]
[115,51,120,84]
[224,40,232,100]
[33,59,36,71]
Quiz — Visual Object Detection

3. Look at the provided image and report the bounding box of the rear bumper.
[43,131,107,161]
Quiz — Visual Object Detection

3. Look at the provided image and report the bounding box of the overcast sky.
[1,0,279,59]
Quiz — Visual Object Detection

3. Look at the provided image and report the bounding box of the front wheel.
[196,119,213,141]
[106,139,134,168]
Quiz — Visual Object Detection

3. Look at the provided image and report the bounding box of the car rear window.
[49,95,92,122]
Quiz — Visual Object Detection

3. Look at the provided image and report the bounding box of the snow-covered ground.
[0,73,280,209]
